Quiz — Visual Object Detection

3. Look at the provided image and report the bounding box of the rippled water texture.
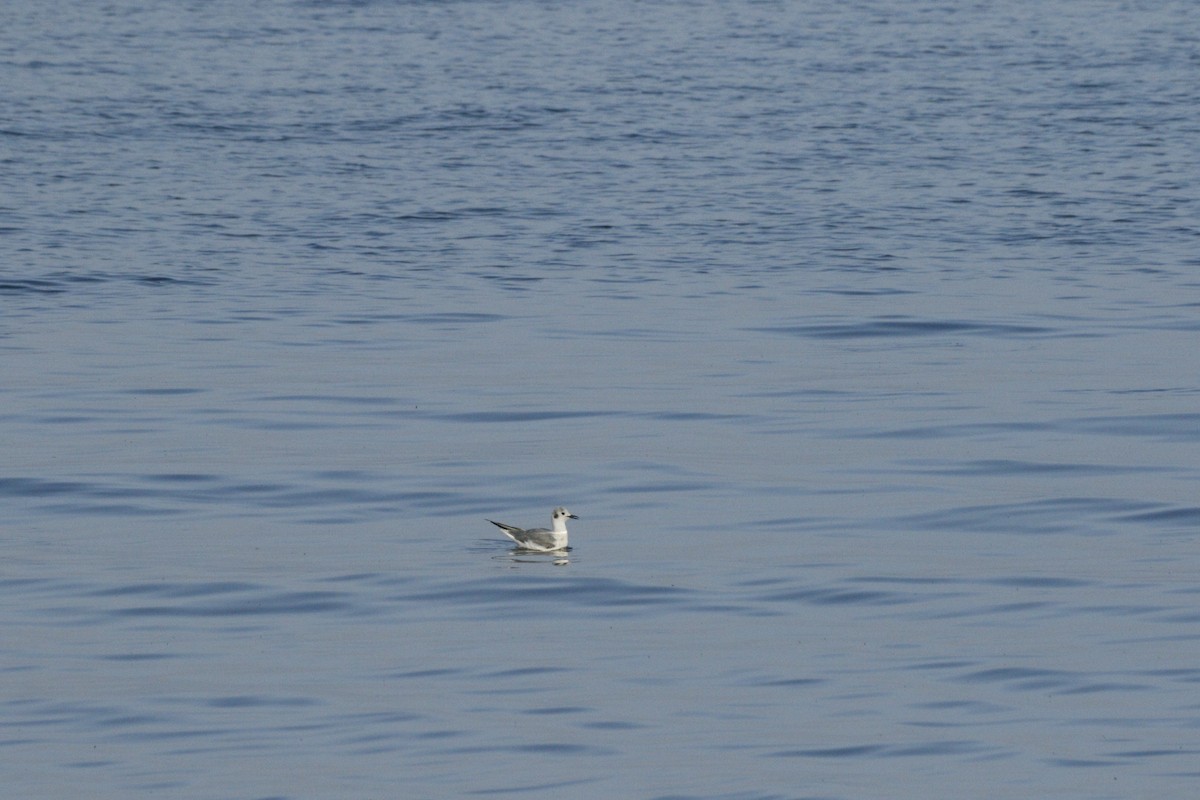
[3,1,1199,798]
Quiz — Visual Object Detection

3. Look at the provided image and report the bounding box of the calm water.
[3,1,1199,798]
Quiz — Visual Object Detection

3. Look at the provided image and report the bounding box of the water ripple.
[892,497,1153,535]
[399,576,692,616]
[895,459,1175,477]
[850,413,1200,442]
[1,471,466,520]
[752,317,1059,340]
[89,583,354,619]
[770,740,990,758]
[437,411,616,423]
[756,585,914,607]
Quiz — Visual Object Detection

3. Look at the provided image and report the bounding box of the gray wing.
[511,527,557,548]
[488,520,560,549]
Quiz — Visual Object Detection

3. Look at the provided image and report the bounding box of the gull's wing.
[488,520,563,551]
[510,527,559,550]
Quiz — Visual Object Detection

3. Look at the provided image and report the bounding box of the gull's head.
[553,506,578,521]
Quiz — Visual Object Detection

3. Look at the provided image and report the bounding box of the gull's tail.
[487,520,523,542]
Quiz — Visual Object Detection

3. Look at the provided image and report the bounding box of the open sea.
[3,1,1199,798]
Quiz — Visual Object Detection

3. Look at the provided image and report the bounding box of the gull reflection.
[491,547,571,566]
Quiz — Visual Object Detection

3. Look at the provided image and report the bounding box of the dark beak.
[569,514,579,519]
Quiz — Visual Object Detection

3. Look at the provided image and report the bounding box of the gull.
[487,507,578,551]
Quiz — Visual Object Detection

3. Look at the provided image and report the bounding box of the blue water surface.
[3,1,1199,798]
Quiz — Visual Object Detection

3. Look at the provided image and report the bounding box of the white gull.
[487,507,578,551]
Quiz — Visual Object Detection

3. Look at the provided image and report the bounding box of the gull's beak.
[569,514,579,519]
